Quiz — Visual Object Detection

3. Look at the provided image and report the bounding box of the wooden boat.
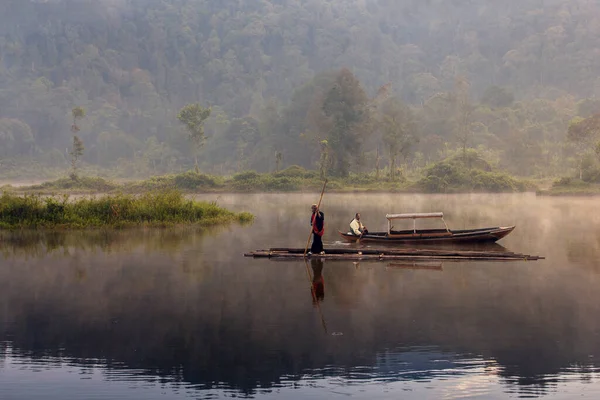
[339,212,515,244]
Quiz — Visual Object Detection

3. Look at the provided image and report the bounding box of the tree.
[69,107,86,179]
[375,146,382,179]
[379,97,418,180]
[322,68,369,177]
[70,135,85,179]
[577,99,600,119]
[71,106,86,134]
[481,86,514,109]
[453,77,474,163]
[567,114,600,179]
[408,73,440,105]
[177,103,211,171]
[318,140,330,179]
[275,151,283,173]
[0,118,35,157]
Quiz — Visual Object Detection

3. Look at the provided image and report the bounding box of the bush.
[36,176,118,191]
[553,176,572,187]
[173,171,219,190]
[273,165,319,179]
[418,153,525,193]
[128,171,223,192]
[346,174,381,185]
[551,177,588,189]
[582,167,600,183]
[232,171,262,181]
[470,170,524,192]
[263,176,301,191]
[231,171,266,191]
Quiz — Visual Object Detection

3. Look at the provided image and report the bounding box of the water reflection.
[310,258,325,304]
[1,193,600,399]
[387,261,444,271]
[0,227,226,259]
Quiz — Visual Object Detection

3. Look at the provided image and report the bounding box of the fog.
[0,0,598,181]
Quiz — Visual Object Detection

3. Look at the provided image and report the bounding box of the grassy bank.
[537,177,600,196]
[0,191,253,229]
[9,162,536,195]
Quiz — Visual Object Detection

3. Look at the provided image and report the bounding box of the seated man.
[350,213,368,236]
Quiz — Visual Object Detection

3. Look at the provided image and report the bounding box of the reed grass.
[0,190,253,229]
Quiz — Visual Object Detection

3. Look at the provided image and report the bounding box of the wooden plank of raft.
[245,252,543,261]
[267,247,522,258]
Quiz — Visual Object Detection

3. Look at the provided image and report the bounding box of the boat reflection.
[347,240,511,252]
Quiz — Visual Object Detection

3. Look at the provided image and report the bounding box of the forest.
[3,0,600,191]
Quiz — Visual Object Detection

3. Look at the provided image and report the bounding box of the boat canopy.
[386,212,443,220]
[386,212,449,234]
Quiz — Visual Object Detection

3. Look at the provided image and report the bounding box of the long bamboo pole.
[303,179,328,257]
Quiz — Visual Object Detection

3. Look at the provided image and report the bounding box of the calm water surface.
[1,193,600,399]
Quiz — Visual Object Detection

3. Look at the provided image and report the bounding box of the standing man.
[310,204,325,255]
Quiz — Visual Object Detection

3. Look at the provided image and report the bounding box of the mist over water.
[1,193,600,399]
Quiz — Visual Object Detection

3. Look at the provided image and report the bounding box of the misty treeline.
[2,0,600,179]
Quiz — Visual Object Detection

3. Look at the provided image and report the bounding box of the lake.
[1,193,600,399]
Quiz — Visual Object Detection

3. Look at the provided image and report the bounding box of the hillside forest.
[3,0,600,186]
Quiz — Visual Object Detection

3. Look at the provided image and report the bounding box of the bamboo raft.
[244,247,545,262]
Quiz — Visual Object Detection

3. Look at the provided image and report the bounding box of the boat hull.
[338,226,515,244]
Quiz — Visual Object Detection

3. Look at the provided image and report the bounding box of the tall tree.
[275,151,283,173]
[70,136,85,179]
[567,113,600,179]
[453,76,474,163]
[318,140,330,179]
[71,106,85,134]
[322,68,369,177]
[69,107,86,179]
[177,103,211,171]
[379,97,418,180]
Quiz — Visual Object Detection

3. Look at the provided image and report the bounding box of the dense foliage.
[2,0,600,180]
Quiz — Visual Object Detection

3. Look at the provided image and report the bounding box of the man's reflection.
[311,258,325,304]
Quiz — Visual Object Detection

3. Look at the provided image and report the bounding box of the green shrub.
[553,177,572,187]
[345,172,407,186]
[230,171,266,191]
[273,165,319,179]
[346,174,380,185]
[548,177,589,192]
[582,167,600,183]
[173,171,219,190]
[470,170,524,192]
[263,176,301,191]
[420,175,450,193]
[128,171,223,192]
[232,171,262,181]
[418,153,525,193]
[36,176,118,191]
